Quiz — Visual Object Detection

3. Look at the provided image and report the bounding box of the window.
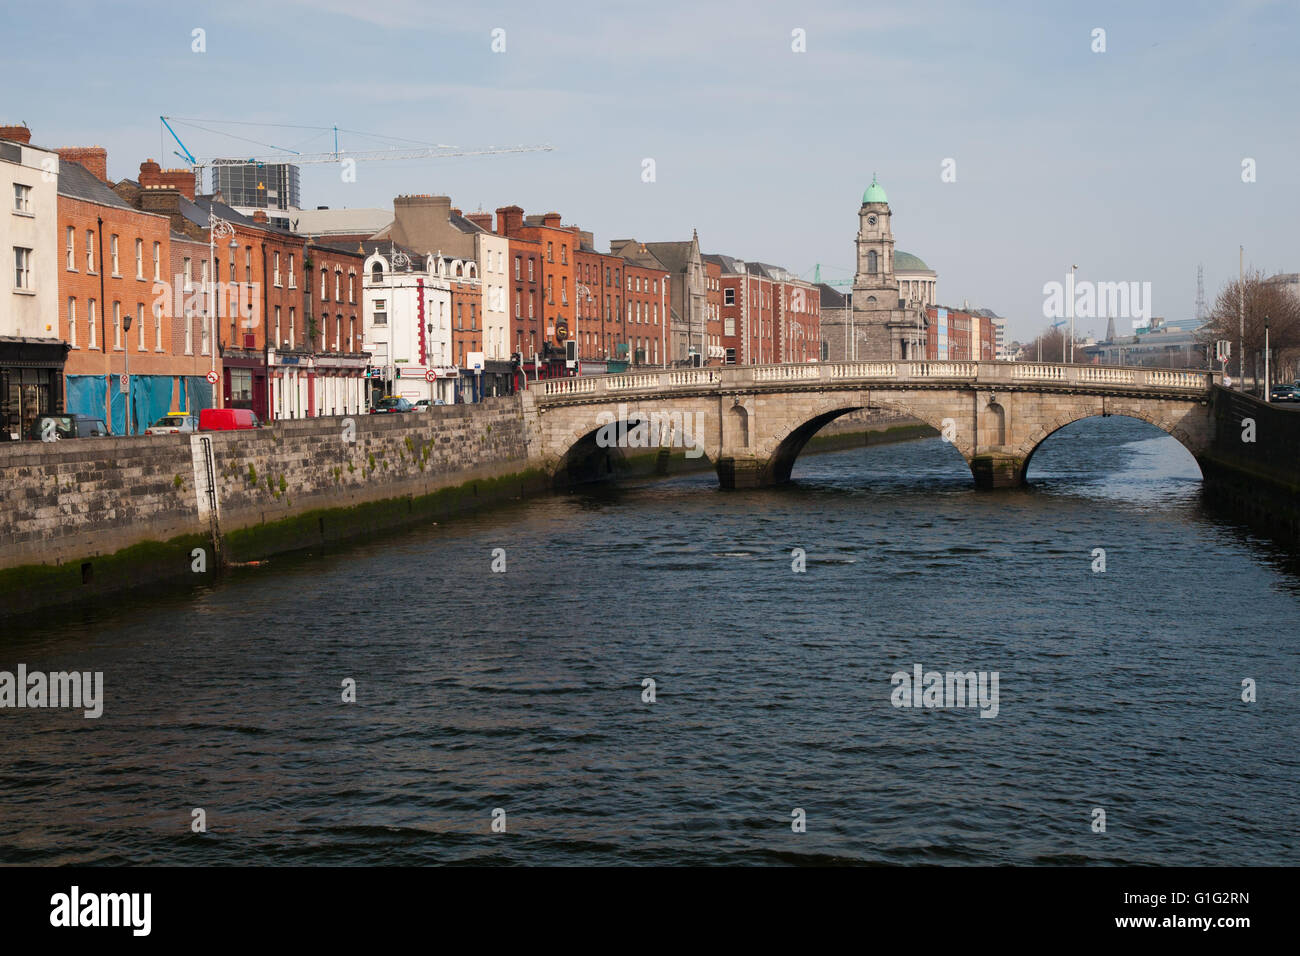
[13,246,32,289]
[371,262,383,284]
[245,249,252,285]
[514,296,520,318]
[514,256,521,279]
[546,241,553,262]
[335,270,341,300]
[153,242,161,281]
[13,183,31,213]
[199,261,208,313]
[289,308,295,345]
[288,254,296,288]
[88,299,97,349]
[561,244,567,265]
[457,303,463,329]
[66,227,75,271]
[275,306,282,348]
[113,301,121,349]
[199,302,208,355]
[867,250,878,274]
[185,298,193,355]
[373,298,387,325]
[67,297,77,347]
[110,235,119,275]
[528,259,534,281]
[86,230,95,272]
[349,316,355,352]
[321,268,328,299]
[724,288,735,306]
[183,257,192,291]
[135,238,143,278]
[273,251,281,287]
[348,274,354,303]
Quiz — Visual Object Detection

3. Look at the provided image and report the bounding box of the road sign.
[119,373,129,394]
[205,369,219,385]
[424,369,437,383]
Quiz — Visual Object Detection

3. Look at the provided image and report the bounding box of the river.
[2,416,1297,865]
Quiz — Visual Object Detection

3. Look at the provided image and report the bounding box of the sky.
[4,0,1298,342]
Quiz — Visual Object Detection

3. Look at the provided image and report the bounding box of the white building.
[362,243,457,405]
[1,126,64,439]
[478,229,509,361]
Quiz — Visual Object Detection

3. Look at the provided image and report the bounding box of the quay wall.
[1197,386,1300,545]
[0,397,541,619]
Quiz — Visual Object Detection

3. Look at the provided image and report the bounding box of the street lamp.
[575,282,595,371]
[1264,314,1270,402]
[1067,264,1078,363]
[122,310,133,434]
[208,212,236,408]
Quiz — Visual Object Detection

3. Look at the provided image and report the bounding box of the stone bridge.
[520,360,1222,489]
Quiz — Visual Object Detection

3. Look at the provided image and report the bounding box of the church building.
[822,176,935,361]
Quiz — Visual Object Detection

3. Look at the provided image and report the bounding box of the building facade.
[0,125,66,439]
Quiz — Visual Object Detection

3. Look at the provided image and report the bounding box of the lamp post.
[1066,264,1078,363]
[1264,315,1270,402]
[122,310,132,434]
[389,247,410,401]
[208,212,236,408]
[575,282,594,371]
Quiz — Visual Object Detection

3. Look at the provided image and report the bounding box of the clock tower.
[849,174,928,360]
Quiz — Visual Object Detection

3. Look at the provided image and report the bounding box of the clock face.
[867,215,877,226]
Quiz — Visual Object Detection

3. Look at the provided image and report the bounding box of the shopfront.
[0,337,69,441]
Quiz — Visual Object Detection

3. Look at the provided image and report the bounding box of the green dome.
[893,251,932,273]
[862,173,888,204]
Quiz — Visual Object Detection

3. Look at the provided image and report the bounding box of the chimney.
[139,186,187,234]
[450,206,462,217]
[465,212,493,231]
[541,212,562,228]
[0,124,32,144]
[138,159,196,199]
[57,146,108,183]
[252,210,269,224]
[579,230,594,249]
[495,205,525,237]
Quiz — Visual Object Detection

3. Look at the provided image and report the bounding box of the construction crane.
[160,116,552,194]
[811,263,853,289]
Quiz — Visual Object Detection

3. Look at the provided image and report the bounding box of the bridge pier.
[969,453,1026,489]
[716,456,771,490]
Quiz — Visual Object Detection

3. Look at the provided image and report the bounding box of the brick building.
[57,154,192,434]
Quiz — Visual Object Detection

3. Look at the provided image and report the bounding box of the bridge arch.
[761,392,971,486]
[1014,400,1213,481]
[551,402,720,488]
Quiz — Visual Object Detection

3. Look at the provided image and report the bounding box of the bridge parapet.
[536,360,1220,403]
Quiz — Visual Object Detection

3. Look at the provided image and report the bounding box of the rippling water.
[2,417,1298,865]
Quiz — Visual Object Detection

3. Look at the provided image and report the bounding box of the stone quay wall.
[0,397,541,618]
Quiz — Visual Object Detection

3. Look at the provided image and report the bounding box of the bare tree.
[1198,270,1300,384]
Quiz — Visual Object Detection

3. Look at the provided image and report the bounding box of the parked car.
[198,408,261,431]
[144,412,200,435]
[412,399,432,411]
[370,397,414,414]
[25,414,108,440]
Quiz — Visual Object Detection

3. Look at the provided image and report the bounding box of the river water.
[2,417,1297,865]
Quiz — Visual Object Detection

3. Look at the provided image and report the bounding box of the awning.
[0,336,71,369]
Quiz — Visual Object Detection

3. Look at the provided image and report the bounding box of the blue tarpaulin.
[65,375,107,423]
[185,377,213,415]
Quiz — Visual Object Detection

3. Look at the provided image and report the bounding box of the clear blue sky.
[4,0,1297,341]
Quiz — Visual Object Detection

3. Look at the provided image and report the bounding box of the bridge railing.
[536,361,1220,400]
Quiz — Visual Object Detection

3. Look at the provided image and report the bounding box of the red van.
[199,408,261,431]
